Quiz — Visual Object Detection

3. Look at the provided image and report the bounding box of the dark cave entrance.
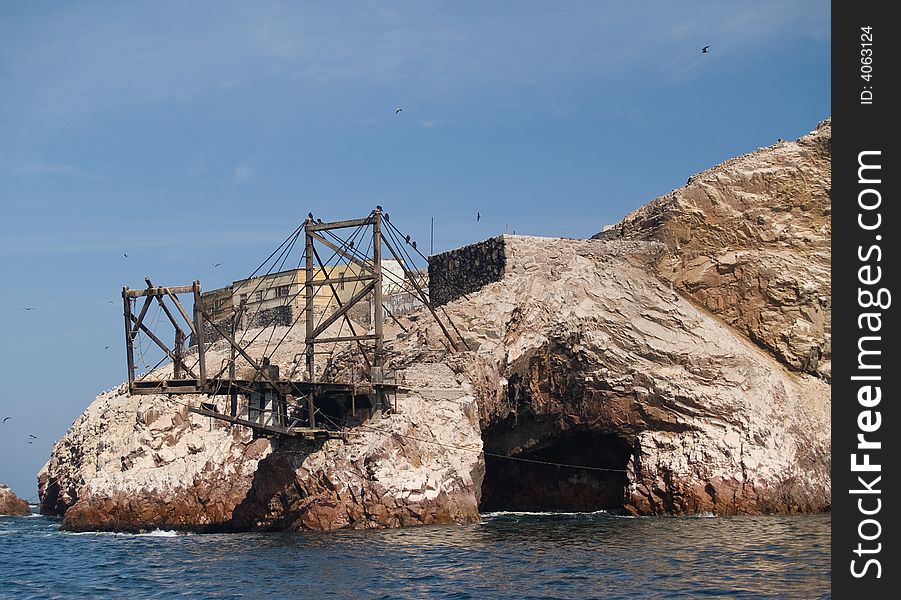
[480,431,632,512]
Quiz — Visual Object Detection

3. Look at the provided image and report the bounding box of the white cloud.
[233,163,253,182]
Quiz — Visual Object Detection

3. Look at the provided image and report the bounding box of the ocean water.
[1,510,830,599]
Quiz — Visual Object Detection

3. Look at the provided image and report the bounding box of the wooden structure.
[121,208,464,439]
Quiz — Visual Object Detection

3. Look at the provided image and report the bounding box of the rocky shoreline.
[38,119,831,531]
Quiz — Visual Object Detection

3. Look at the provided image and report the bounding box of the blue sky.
[0,1,830,498]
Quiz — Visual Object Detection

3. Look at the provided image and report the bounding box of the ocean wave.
[62,528,190,537]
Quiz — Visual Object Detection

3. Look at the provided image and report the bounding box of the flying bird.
[22,307,34,311]
[104,346,110,350]
[477,212,481,222]
[211,262,222,268]
[2,417,10,423]
[395,107,402,114]
[28,434,37,439]
[124,253,128,258]
[701,45,710,53]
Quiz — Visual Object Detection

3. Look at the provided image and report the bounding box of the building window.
[276,285,290,298]
[255,290,264,303]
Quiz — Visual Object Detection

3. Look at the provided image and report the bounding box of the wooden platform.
[130,378,397,397]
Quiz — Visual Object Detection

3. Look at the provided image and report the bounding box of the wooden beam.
[125,285,194,298]
[165,290,197,337]
[307,216,375,231]
[373,209,384,393]
[122,288,136,388]
[193,281,207,386]
[130,294,154,340]
[309,280,375,340]
[305,225,315,382]
[316,334,379,344]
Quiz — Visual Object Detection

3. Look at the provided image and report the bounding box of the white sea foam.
[62,528,188,537]
[133,529,184,537]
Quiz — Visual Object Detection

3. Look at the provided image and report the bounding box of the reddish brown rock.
[0,484,30,516]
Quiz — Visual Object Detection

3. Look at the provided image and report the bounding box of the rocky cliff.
[39,120,831,530]
[0,484,30,516]
[594,119,831,380]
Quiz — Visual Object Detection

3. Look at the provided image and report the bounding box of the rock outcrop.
[390,236,829,515]
[40,340,482,532]
[0,484,30,516]
[594,119,831,380]
[39,119,831,529]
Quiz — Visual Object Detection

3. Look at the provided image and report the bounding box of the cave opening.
[480,431,632,513]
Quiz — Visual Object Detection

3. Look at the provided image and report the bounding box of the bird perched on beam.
[412,241,417,250]
[308,212,314,220]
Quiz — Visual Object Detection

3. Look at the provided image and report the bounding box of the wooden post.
[173,330,185,379]
[122,287,136,390]
[372,208,384,411]
[307,392,316,428]
[305,220,315,383]
[229,309,238,418]
[192,280,206,388]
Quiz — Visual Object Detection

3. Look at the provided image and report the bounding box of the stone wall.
[429,236,507,306]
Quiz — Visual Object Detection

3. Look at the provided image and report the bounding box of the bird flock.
[1,417,39,445]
